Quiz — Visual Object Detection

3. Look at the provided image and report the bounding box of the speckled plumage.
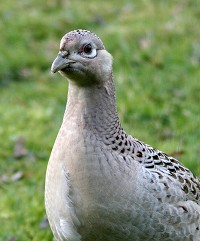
[45,29,200,241]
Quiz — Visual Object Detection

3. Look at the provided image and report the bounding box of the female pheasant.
[45,29,200,241]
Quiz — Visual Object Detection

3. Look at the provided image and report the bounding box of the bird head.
[51,29,113,87]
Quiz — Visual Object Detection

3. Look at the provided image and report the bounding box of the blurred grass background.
[0,0,200,240]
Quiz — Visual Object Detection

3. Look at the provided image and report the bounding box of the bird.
[45,29,200,241]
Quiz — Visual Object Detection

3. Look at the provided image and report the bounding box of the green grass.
[0,0,200,240]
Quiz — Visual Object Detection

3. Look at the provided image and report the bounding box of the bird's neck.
[63,76,121,136]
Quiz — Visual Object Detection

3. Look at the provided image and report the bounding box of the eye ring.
[79,43,97,58]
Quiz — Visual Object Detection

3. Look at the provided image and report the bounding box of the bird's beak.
[51,53,75,73]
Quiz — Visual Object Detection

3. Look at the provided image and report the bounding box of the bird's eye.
[83,44,92,54]
[79,43,97,58]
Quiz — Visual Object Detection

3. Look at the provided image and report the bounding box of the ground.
[0,0,199,240]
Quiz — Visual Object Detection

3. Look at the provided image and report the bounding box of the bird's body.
[45,30,200,241]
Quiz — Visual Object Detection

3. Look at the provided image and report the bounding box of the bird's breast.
[46,121,144,239]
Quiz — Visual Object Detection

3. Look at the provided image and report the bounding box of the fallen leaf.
[40,216,49,229]
[6,237,18,241]
[139,37,151,50]
[14,136,28,159]
[0,174,10,183]
[11,171,24,182]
